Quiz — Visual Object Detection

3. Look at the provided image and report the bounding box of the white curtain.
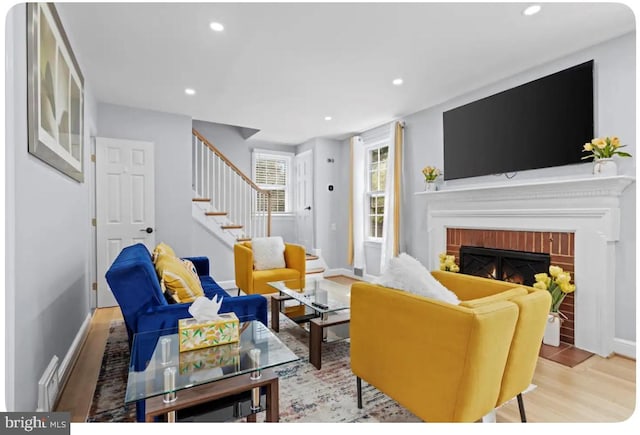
[380,121,403,272]
[351,136,366,271]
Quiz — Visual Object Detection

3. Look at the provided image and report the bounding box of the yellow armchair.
[350,271,550,422]
[233,241,306,295]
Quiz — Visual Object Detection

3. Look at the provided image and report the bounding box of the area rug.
[87,313,421,422]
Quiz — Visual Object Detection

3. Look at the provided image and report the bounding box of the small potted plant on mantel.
[422,166,441,191]
[533,266,576,347]
[582,136,632,176]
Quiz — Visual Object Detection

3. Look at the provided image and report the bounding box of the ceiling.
[57,2,635,146]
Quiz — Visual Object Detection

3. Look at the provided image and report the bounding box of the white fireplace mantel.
[415,175,634,202]
[416,175,635,357]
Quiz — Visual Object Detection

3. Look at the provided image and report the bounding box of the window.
[366,144,388,239]
[252,150,292,213]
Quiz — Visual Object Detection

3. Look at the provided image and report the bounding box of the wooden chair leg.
[517,393,527,422]
[356,377,363,409]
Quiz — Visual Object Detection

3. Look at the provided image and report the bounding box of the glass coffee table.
[126,319,299,422]
[268,276,352,369]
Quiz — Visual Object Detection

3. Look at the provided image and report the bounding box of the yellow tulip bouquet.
[439,252,460,273]
[582,136,632,160]
[533,266,576,314]
[422,166,441,182]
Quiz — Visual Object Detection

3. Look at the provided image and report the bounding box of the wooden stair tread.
[205,211,228,216]
[305,254,319,261]
[306,268,325,275]
[192,198,211,202]
[236,237,252,242]
[221,225,243,229]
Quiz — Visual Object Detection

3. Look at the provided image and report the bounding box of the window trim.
[364,140,389,242]
[251,148,294,215]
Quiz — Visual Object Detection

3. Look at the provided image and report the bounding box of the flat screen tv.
[443,60,594,180]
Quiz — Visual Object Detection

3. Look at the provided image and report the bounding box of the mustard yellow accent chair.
[234,241,306,295]
[350,271,551,423]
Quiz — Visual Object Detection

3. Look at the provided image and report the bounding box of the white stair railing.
[192,129,271,240]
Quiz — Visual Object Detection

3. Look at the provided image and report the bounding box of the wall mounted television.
[443,60,594,180]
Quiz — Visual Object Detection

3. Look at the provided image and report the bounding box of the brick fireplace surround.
[446,228,575,344]
[418,175,634,357]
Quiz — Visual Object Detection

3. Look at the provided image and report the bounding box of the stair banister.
[192,128,271,239]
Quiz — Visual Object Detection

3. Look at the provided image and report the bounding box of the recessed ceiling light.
[185,88,196,95]
[392,78,403,86]
[209,22,225,32]
[324,116,332,121]
[523,5,541,16]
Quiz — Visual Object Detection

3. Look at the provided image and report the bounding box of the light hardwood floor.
[56,305,636,423]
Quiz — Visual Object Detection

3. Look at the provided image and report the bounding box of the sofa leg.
[517,393,527,422]
[356,377,363,409]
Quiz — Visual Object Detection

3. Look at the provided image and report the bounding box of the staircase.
[192,128,328,276]
[305,253,327,275]
[192,129,271,247]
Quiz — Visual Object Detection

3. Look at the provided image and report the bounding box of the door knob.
[140,227,153,234]
[304,206,311,211]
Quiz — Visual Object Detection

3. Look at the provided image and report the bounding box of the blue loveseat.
[105,243,268,421]
[105,243,268,346]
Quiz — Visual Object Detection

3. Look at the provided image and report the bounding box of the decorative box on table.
[179,342,240,374]
[178,312,239,352]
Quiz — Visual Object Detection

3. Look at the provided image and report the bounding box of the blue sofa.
[105,243,268,345]
[105,243,268,421]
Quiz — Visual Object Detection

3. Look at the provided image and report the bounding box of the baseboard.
[612,338,636,359]
[57,312,92,395]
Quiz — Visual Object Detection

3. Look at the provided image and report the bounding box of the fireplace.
[446,228,575,345]
[421,176,634,357]
[460,246,550,287]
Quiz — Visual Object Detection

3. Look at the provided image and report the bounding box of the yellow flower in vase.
[548,266,563,278]
[533,281,547,290]
[439,252,459,272]
[422,166,441,183]
[560,282,576,293]
[581,136,632,160]
[534,265,576,313]
[534,272,551,287]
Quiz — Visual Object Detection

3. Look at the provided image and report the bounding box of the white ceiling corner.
[57,2,636,146]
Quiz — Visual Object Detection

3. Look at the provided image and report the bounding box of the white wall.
[400,32,636,342]
[5,4,96,410]
[97,103,193,256]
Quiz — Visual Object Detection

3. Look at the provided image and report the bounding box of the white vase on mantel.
[425,182,437,192]
[542,313,561,347]
[593,158,618,177]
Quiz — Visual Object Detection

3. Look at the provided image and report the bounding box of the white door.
[96,137,155,307]
[294,150,314,252]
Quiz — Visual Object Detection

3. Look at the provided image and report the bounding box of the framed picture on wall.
[27,3,84,182]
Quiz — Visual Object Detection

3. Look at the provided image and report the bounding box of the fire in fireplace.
[460,246,551,287]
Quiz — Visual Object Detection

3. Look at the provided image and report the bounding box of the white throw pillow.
[375,253,460,305]
[252,236,286,270]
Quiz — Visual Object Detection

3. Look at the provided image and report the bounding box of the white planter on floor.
[543,313,561,346]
